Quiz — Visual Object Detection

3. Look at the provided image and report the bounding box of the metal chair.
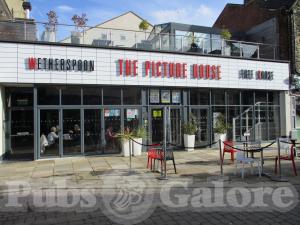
[275,141,297,176]
[235,150,262,179]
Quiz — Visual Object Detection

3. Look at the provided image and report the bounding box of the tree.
[72,13,88,31]
[45,10,58,32]
[139,20,150,31]
[221,28,232,40]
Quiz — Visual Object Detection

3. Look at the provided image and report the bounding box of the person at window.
[105,125,116,149]
[47,126,59,145]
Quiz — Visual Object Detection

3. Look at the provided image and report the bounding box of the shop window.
[212,90,225,105]
[83,87,102,105]
[190,89,209,105]
[103,87,121,105]
[255,91,267,103]
[123,88,141,105]
[38,87,59,105]
[227,90,240,105]
[241,91,254,105]
[61,87,81,105]
[7,87,33,107]
[268,92,279,105]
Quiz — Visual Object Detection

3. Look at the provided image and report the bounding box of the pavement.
[0,146,300,225]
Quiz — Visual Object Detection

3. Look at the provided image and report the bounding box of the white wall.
[0,42,290,91]
[280,91,292,136]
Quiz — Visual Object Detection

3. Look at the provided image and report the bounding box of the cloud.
[150,4,216,26]
[57,5,75,13]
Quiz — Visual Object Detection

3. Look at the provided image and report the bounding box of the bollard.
[219,139,223,176]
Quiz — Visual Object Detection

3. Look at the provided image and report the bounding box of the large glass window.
[255,91,267,103]
[268,92,279,105]
[38,87,59,105]
[227,90,240,105]
[123,88,141,105]
[63,109,81,155]
[212,90,225,105]
[7,88,33,107]
[190,90,209,105]
[103,87,121,105]
[61,87,81,105]
[84,109,102,153]
[83,87,102,105]
[242,91,254,105]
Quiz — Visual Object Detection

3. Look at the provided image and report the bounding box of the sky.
[30,0,243,27]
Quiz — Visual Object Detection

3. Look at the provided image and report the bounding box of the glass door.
[191,108,209,145]
[104,108,121,153]
[84,109,102,154]
[150,108,164,143]
[169,108,182,146]
[63,109,81,155]
[39,109,60,157]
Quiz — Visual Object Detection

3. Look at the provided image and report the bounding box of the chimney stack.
[22,0,32,19]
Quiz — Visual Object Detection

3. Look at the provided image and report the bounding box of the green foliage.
[214,113,229,134]
[139,20,150,31]
[132,127,148,139]
[221,29,232,40]
[116,128,133,141]
[182,114,198,135]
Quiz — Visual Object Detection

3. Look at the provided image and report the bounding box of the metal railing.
[0,20,278,60]
[232,102,267,142]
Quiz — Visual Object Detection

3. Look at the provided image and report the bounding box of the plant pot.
[133,138,142,156]
[71,31,83,44]
[121,139,130,157]
[42,30,56,42]
[214,133,227,150]
[184,134,195,151]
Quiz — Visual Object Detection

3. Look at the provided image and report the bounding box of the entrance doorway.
[191,108,209,145]
[150,107,182,145]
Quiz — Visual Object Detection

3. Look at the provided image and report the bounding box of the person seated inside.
[105,125,116,149]
[47,126,59,146]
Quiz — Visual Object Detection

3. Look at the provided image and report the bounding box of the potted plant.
[182,115,198,151]
[71,13,88,44]
[214,113,229,149]
[221,28,232,56]
[188,32,199,52]
[116,128,133,157]
[132,127,148,156]
[42,10,58,42]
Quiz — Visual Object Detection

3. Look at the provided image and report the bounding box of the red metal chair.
[147,143,161,170]
[275,144,297,176]
[223,140,237,163]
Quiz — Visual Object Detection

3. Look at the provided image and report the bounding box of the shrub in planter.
[116,128,133,157]
[214,113,230,149]
[182,116,198,151]
[132,127,148,156]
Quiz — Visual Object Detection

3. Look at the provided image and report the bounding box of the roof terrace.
[0,20,278,60]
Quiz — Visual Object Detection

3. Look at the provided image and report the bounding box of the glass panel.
[61,87,81,105]
[227,90,240,105]
[124,108,140,131]
[241,91,254,105]
[151,108,164,143]
[9,109,34,158]
[40,110,59,157]
[268,92,279,105]
[7,88,33,107]
[211,35,222,55]
[103,87,121,105]
[63,109,81,155]
[191,108,209,145]
[170,108,181,145]
[212,90,225,105]
[255,91,267,103]
[104,108,121,153]
[123,88,141,105]
[38,87,59,105]
[227,106,240,141]
[83,87,102,105]
[268,106,280,140]
[190,89,209,105]
[84,109,102,154]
